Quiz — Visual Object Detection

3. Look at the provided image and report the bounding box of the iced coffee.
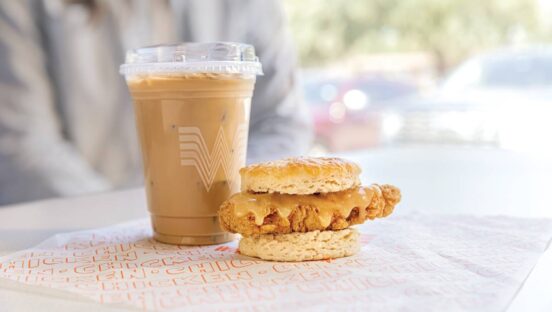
[120,43,262,245]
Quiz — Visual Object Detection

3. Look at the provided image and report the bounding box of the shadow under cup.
[120,42,262,245]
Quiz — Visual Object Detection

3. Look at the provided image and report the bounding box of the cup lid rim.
[120,42,263,76]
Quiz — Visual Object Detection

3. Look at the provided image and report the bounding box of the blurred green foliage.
[284,0,547,72]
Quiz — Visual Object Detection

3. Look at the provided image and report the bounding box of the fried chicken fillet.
[219,184,401,236]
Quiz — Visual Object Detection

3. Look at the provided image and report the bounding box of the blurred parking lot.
[301,46,552,157]
[287,0,552,158]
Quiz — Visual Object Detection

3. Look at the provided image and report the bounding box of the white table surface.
[1,147,551,311]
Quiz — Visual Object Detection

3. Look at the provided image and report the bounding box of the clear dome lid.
[120,42,263,76]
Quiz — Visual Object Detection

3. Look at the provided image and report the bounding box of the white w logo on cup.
[178,125,247,191]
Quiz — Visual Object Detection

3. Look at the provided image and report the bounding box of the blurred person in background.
[0,0,312,205]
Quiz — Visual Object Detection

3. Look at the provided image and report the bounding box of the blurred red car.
[303,75,418,152]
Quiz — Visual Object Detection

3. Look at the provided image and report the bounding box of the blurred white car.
[382,47,552,154]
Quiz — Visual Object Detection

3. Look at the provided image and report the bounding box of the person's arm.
[0,1,110,205]
[245,0,313,164]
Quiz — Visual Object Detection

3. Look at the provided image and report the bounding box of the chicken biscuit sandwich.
[219,157,401,261]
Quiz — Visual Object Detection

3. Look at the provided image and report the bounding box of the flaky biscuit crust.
[220,184,401,236]
[240,157,361,195]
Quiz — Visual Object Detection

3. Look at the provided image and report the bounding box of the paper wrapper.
[1,213,551,311]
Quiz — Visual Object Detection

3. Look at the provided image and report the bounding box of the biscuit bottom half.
[239,228,360,262]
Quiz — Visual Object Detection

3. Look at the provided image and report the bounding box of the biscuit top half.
[240,157,361,195]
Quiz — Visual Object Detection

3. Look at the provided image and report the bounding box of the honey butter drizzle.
[229,186,376,227]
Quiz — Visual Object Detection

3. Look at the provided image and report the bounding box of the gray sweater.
[0,0,312,205]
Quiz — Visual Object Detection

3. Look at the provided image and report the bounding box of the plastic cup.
[120,42,263,245]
